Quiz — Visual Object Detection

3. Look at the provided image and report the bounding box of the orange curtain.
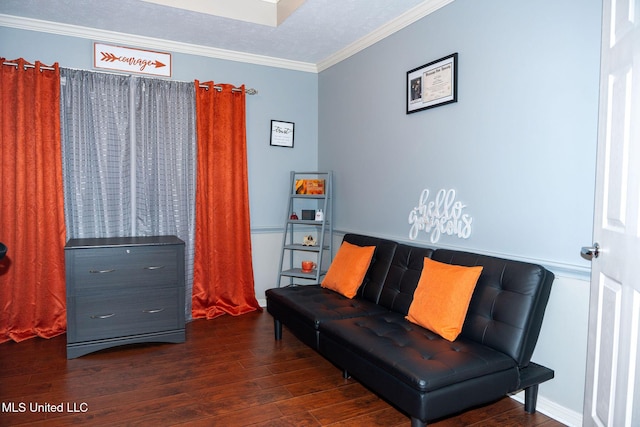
[0,59,67,343]
[192,82,261,319]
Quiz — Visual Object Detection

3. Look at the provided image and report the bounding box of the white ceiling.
[0,0,453,72]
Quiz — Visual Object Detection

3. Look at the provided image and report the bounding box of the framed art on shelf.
[407,53,458,114]
[270,120,295,148]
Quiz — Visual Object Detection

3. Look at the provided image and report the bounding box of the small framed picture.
[407,53,458,114]
[270,120,295,148]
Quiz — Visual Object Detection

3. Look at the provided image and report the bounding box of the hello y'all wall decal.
[408,189,473,243]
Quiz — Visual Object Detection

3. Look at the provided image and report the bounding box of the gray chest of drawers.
[65,235,186,359]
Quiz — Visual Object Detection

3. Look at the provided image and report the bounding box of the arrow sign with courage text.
[94,43,172,77]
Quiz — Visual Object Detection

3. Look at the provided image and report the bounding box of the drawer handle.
[90,313,115,319]
[144,265,165,270]
[89,269,116,274]
[143,308,165,314]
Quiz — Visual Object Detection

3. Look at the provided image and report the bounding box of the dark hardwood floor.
[1,310,565,426]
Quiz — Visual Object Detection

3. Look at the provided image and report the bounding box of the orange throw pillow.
[406,257,483,341]
[321,241,375,298]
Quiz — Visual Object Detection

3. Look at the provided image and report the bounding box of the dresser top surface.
[65,235,184,249]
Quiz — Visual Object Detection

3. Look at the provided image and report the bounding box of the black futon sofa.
[266,233,555,427]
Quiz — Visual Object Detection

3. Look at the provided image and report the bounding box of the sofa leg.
[342,369,351,379]
[411,417,426,427]
[524,384,539,413]
[274,319,282,340]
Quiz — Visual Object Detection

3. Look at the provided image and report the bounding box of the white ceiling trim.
[0,0,453,74]
[317,0,454,72]
[0,13,317,72]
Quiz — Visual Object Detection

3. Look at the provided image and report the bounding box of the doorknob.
[581,243,600,260]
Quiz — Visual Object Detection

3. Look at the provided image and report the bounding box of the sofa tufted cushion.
[319,311,517,393]
[377,244,434,313]
[266,285,389,329]
[431,250,554,367]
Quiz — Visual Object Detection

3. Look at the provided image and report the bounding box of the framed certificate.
[406,53,458,114]
[270,120,295,148]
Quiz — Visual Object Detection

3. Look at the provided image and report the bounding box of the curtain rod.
[5,61,257,95]
[3,61,56,71]
[198,84,257,95]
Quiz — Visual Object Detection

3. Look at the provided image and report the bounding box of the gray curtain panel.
[134,77,196,318]
[60,69,133,237]
[60,69,197,320]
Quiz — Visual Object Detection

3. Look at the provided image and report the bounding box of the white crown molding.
[0,13,318,73]
[316,0,455,72]
[1,0,454,74]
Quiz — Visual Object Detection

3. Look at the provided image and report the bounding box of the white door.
[582,0,640,426]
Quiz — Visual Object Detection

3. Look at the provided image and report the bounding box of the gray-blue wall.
[319,0,601,272]
[318,0,602,421]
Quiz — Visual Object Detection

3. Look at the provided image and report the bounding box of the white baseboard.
[510,391,582,426]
